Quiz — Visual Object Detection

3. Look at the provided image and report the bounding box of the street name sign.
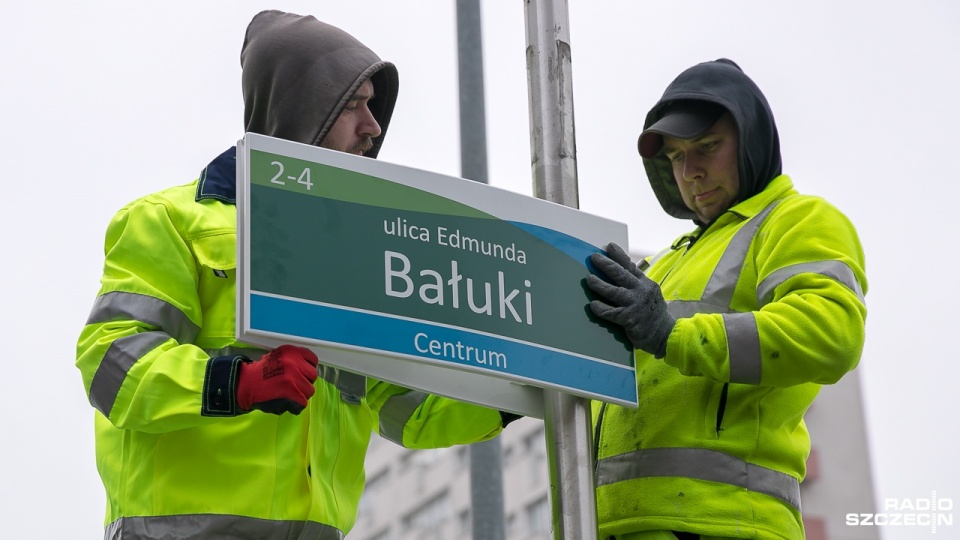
[236,133,636,417]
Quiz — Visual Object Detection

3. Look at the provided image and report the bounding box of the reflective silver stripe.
[724,312,762,384]
[104,515,344,540]
[595,447,801,511]
[662,202,780,385]
[89,332,170,417]
[378,390,428,445]
[645,246,673,269]
[337,371,366,398]
[663,203,782,319]
[665,304,762,383]
[86,291,202,417]
[87,291,200,344]
[320,366,368,401]
[666,300,733,318]
[320,365,337,385]
[757,260,865,307]
[700,202,780,308]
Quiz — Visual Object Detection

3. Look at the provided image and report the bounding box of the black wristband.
[499,411,524,428]
[201,355,246,417]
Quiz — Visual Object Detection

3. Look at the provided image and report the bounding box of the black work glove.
[585,242,676,359]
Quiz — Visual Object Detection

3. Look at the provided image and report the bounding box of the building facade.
[349,369,878,540]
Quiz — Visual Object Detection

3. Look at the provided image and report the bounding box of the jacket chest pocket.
[192,233,237,274]
[191,233,237,329]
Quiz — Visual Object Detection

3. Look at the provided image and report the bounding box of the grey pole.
[457,0,489,186]
[523,0,580,207]
[523,1,598,539]
[456,2,508,539]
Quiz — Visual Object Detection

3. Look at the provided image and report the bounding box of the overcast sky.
[1,1,957,538]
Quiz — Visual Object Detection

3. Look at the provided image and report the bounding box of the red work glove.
[236,345,319,415]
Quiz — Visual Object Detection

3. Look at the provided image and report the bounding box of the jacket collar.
[196,147,237,204]
[727,174,794,220]
[669,175,796,250]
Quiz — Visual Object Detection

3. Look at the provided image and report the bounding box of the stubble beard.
[349,137,374,156]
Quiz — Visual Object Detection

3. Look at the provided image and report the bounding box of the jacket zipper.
[715,383,729,435]
[594,227,711,465]
[593,402,606,473]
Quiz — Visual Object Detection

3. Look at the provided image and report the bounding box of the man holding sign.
[586,59,867,539]
[77,10,509,539]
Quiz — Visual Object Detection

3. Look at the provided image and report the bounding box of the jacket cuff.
[201,355,246,417]
[500,411,523,428]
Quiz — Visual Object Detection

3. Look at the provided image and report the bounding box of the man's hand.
[237,345,319,415]
[585,242,675,358]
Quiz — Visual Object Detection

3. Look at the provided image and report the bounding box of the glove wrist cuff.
[652,316,677,359]
[201,355,247,417]
[499,411,523,428]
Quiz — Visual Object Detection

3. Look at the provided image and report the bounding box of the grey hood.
[241,10,398,157]
[640,58,782,221]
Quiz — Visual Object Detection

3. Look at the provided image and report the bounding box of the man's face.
[320,79,381,155]
[662,113,740,224]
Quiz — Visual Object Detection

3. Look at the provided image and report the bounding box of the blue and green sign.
[237,133,636,409]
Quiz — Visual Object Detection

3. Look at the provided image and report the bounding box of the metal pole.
[457,2,508,540]
[523,1,598,539]
[523,0,580,207]
[457,0,489,185]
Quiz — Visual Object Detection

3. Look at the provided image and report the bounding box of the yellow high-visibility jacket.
[77,148,504,539]
[593,175,867,540]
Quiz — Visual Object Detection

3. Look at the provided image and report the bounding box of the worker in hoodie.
[585,58,867,540]
[76,10,510,540]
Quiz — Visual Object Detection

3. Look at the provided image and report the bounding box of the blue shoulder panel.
[196,147,237,204]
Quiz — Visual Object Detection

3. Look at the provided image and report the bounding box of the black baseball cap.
[638,100,726,159]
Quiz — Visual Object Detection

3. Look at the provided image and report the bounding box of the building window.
[524,426,547,486]
[457,508,471,537]
[523,425,545,453]
[803,447,821,483]
[402,490,451,537]
[525,496,551,538]
[455,445,468,469]
[365,527,392,540]
[398,448,417,472]
[404,447,449,469]
[501,442,515,469]
[505,512,518,537]
[358,468,390,522]
[802,516,828,540]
